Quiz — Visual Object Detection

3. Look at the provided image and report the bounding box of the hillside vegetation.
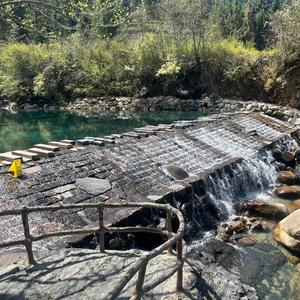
[0,0,299,108]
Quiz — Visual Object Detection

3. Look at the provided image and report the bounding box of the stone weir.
[0,112,298,251]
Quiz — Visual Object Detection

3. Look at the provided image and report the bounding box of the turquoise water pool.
[0,110,206,152]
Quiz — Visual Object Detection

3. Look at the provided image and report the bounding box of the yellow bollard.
[8,159,23,178]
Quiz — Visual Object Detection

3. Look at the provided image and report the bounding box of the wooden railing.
[0,202,185,300]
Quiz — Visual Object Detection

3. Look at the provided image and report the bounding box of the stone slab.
[29,148,55,158]
[48,141,73,149]
[12,150,40,161]
[35,144,59,152]
[0,152,22,162]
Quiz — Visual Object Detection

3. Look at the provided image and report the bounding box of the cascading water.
[203,149,278,217]
[178,135,300,300]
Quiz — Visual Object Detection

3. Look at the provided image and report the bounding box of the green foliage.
[0,0,298,106]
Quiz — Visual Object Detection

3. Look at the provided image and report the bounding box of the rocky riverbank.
[1,96,300,127]
[65,96,300,125]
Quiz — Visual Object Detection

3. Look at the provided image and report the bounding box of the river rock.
[76,177,111,195]
[274,185,300,199]
[234,199,289,219]
[233,218,248,233]
[281,151,295,163]
[277,170,297,185]
[274,209,300,253]
[237,236,257,246]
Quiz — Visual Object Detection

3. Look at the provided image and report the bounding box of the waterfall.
[203,148,277,215]
[177,143,287,240]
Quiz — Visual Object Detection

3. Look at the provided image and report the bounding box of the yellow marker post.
[8,159,23,178]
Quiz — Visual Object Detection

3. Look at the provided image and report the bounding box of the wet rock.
[197,239,243,270]
[278,170,298,185]
[217,223,234,242]
[274,185,300,200]
[233,219,248,233]
[274,209,300,253]
[237,236,257,246]
[164,165,189,180]
[234,199,289,220]
[76,177,111,195]
[281,151,295,163]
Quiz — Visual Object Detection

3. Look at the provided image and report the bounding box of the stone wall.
[67,96,300,126]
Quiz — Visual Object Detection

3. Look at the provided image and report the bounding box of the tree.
[272,0,300,57]
[0,0,141,42]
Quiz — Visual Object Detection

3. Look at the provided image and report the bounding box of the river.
[0,109,205,153]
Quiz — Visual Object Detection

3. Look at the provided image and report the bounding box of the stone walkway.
[0,249,196,300]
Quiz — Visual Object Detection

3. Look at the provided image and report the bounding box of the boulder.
[274,185,300,200]
[277,171,297,185]
[234,199,289,220]
[281,151,295,163]
[288,199,300,212]
[274,209,300,253]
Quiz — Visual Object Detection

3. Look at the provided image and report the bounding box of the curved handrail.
[0,201,185,300]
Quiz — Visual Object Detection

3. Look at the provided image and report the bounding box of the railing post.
[131,260,147,300]
[166,208,172,254]
[176,238,183,292]
[98,206,105,253]
[21,207,35,265]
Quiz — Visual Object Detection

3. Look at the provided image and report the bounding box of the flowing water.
[183,140,300,300]
[0,109,206,153]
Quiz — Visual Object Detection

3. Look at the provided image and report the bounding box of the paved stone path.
[0,249,196,300]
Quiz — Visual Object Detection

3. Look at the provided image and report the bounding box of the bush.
[0,36,285,105]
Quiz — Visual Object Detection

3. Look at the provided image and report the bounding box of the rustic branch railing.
[0,202,185,300]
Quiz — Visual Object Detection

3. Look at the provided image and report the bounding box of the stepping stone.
[48,141,73,149]
[84,137,96,140]
[93,141,104,146]
[35,144,59,152]
[12,150,40,161]
[94,138,115,144]
[134,129,157,135]
[29,148,55,158]
[61,139,75,145]
[122,132,142,139]
[77,139,92,145]
[110,134,123,139]
[104,135,116,140]
[0,152,22,162]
